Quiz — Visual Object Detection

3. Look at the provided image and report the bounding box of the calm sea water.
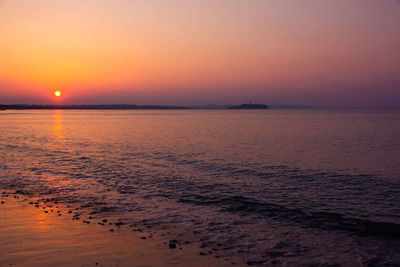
[1,109,400,265]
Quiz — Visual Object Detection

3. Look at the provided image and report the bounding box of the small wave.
[178,195,400,238]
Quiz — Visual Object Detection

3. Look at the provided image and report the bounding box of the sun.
[54,90,61,97]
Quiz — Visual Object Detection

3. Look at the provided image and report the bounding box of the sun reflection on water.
[53,110,65,143]
[35,210,52,230]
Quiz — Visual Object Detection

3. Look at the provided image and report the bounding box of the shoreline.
[0,190,238,266]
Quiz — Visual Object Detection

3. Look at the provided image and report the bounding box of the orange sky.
[1,0,400,107]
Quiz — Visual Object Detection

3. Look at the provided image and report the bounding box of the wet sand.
[0,191,234,266]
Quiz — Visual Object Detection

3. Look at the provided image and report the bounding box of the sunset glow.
[54,90,61,97]
[0,0,400,107]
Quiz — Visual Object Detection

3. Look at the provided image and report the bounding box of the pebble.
[169,240,178,249]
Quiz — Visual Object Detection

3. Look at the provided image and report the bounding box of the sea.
[1,109,399,265]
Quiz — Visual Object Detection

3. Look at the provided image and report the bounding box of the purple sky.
[0,0,399,108]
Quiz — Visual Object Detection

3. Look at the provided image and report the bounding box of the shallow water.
[1,109,400,265]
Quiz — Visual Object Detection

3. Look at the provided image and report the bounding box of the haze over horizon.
[1,0,400,108]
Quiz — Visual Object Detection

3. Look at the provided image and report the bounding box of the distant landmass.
[227,104,268,109]
[268,104,320,109]
[0,104,188,110]
[189,104,232,109]
[0,103,321,110]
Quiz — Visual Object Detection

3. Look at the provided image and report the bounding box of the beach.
[0,191,234,266]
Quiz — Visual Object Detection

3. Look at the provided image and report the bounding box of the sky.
[0,0,399,107]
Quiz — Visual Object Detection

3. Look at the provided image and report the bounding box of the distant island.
[227,104,268,109]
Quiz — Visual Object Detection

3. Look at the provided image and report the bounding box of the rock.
[169,240,178,249]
